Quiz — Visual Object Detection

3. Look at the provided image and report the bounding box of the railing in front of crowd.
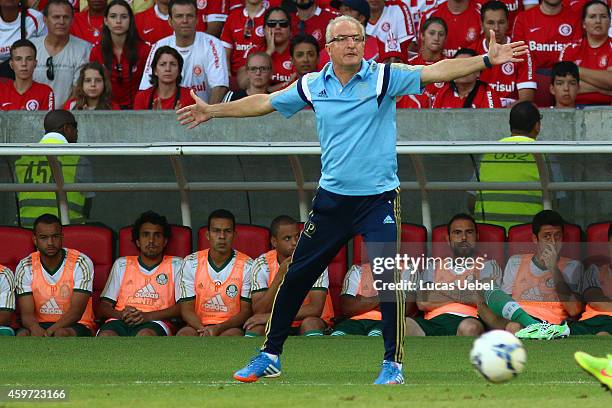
[1,141,612,233]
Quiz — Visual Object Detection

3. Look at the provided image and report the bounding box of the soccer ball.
[469,330,527,383]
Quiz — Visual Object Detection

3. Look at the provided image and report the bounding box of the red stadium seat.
[198,224,270,259]
[533,71,554,108]
[585,221,611,265]
[118,225,192,258]
[352,223,428,265]
[0,226,33,328]
[0,226,35,272]
[431,223,506,268]
[62,225,114,312]
[507,222,582,260]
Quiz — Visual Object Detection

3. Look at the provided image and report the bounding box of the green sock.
[484,286,538,327]
[244,331,259,337]
[304,330,323,336]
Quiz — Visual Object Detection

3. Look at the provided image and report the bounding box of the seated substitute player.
[331,262,409,337]
[0,264,16,336]
[176,209,253,336]
[244,215,334,337]
[0,39,54,111]
[15,214,95,337]
[405,213,499,337]
[568,223,612,335]
[549,61,579,109]
[501,210,580,338]
[97,211,182,336]
[407,213,569,338]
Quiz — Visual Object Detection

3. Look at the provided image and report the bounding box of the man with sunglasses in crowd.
[30,0,90,109]
[178,15,527,385]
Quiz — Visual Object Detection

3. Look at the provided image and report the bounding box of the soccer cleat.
[515,322,570,340]
[574,351,612,391]
[233,352,281,383]
[373,360,404,385]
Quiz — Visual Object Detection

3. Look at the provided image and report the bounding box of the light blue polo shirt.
[270,59,423,196]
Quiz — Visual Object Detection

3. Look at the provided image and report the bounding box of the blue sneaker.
[233,352,281,383]
[373,360,404,385]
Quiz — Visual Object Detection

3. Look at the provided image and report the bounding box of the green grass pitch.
[0,336,610,407]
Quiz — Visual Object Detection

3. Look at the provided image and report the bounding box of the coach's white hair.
[325,15,365,44]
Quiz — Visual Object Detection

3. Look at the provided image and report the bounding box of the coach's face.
[326,20,365,70]
[33,222,63,258]
[207,218,235,256]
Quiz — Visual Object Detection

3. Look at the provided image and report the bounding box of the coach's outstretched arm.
[420,30,528,86]
[177,91,275,129]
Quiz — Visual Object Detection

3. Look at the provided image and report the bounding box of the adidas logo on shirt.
[39,297,63,315]
[317,89,328,98]
[204,294,228,312]
[383,215,395,224]
[135,283,160,299]
[520,287,544,301]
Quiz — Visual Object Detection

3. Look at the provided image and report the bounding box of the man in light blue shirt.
[178,15,527,385]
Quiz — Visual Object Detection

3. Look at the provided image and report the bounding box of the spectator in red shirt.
[512,0,581,69]
[323,0,379,67]
[135,0,175,45]
[64,61,119,109]
[408,16,447,102]
[290,33,318,76]
[134,45,194,109]
[255,6,294,88]
[196,0,229,37]
[475,0,539,30]
[222,51,272,101]
[70,0,106,44]
[559,0,611,105]
[221,0,267,84]
[432,47,503,108]
[549,61,579,107]
[290,0,337,49]
[367,0,415,62]
[90,0,150,109]
[0,39,54,110]
[476,1,536,106]
[420,0,481,58]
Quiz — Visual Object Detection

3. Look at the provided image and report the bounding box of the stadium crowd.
[0,0,610,111]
